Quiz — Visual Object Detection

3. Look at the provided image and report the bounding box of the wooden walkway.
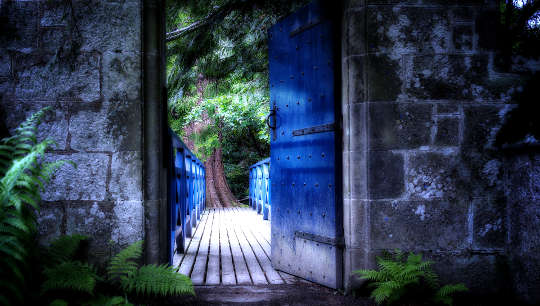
[174,207,302,285]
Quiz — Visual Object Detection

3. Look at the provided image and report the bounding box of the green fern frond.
[122,264,195,297]
[42,261,98,295]
[47,234,89,264]
[434,283,468,305]
[107,240,143,282]
[83,295,133,306]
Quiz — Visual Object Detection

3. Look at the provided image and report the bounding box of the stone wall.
[0,0,145,261]
[342,0,539,302]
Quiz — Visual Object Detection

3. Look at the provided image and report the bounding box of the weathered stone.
[346,9,366,56]
[66,201,114,262]
[437,103,459,114]
[0,100,69,149]
[102,51,141,102]
[407,152,458,200]
[366,6,451,56]
[39,27,70,54]
[344,199,367,248]
[13,52,100,102]
[428,253,508,295]
[434,117,459,146]
[453,24,473,51]
[111,200,144,247]
[37,203,64,245]
[0,1,39,51]
[70,100,141,151]
[109,151,143,201]
[40,0,70,26]
[473,197,506,249]
[370,200,469,250]
[347,56,365,103]
[350,150,367,199]
[366,54,402,101]
[0,52,10,77]
[368,103,433,150]
[73,0,141,52]
[368,151,404,199]
[349,102,365,151]
[405,54,490,101]
[42,153,109,201]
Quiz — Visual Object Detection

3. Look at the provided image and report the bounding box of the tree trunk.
[183,75,238,208]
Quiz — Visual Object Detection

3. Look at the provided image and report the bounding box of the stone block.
[368,151,404,199]
[0,100,69,149]
[70,100,141,151]
[42,153,109,201]
[350,150,367,199]
[428,253,508,295]
[66,201,114,261]
[346,9,366,56]
[40,0,70,26]
[367,54,402,101]
[111,200,144,247]
[365,6,451,56]
[453,24,473,51]
[73,0,141,52]
[370,200,469,250]
[344,199,368,247]
[473,197,506,249]
[0,1,39,51]
[13,52,100,102]
[406,152,458,200]
[452,7,475,22]
[102,51,141,103]
[437,103,459,114]
[39,26,70,54]
[349,102,365,151]
[405,54,492,101]
[368,103,433,150]
[0,52,10,77]
[109,151,142,201]
[37,203,64,245]
[343,151,351,198]
[347,56,365,102]
[434,117,459,146]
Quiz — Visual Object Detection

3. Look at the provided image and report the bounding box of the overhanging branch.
[166,4,235,42]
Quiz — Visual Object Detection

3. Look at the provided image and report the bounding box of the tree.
[166,0,307,206]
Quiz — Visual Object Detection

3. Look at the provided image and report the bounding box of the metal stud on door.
[268,0,342,288]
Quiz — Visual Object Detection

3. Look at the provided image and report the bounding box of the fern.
[42,261,99,295]
[107,240,143,282]
[123,264,195,297]
[107,240,195,297]
[0,108,69,305]
[47,234,89,264]
[354,250,468,305]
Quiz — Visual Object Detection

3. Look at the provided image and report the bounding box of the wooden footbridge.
[174,207,302,285]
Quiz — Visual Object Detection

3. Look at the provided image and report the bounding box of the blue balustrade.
[249,158,271,221]
[168,129,206,264]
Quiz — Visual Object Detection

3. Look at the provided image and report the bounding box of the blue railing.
[249,158,270,220]
[168,129,206,264]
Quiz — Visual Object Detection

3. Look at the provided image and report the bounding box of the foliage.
[0,107,67,305]
[108,240,195,297]
[495,1,540,145]
[41,236,194,305]
[354,250,468,305]
[167,0,307,199]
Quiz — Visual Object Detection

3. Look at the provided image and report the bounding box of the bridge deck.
[175,207,302,285]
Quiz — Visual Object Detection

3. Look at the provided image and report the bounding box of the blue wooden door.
[268,0,342,288]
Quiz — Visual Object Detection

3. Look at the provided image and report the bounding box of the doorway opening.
[164,0,342,289]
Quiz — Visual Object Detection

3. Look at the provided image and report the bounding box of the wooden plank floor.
[175,207,302,285]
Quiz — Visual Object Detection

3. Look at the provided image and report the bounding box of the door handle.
[266,107,277,129]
